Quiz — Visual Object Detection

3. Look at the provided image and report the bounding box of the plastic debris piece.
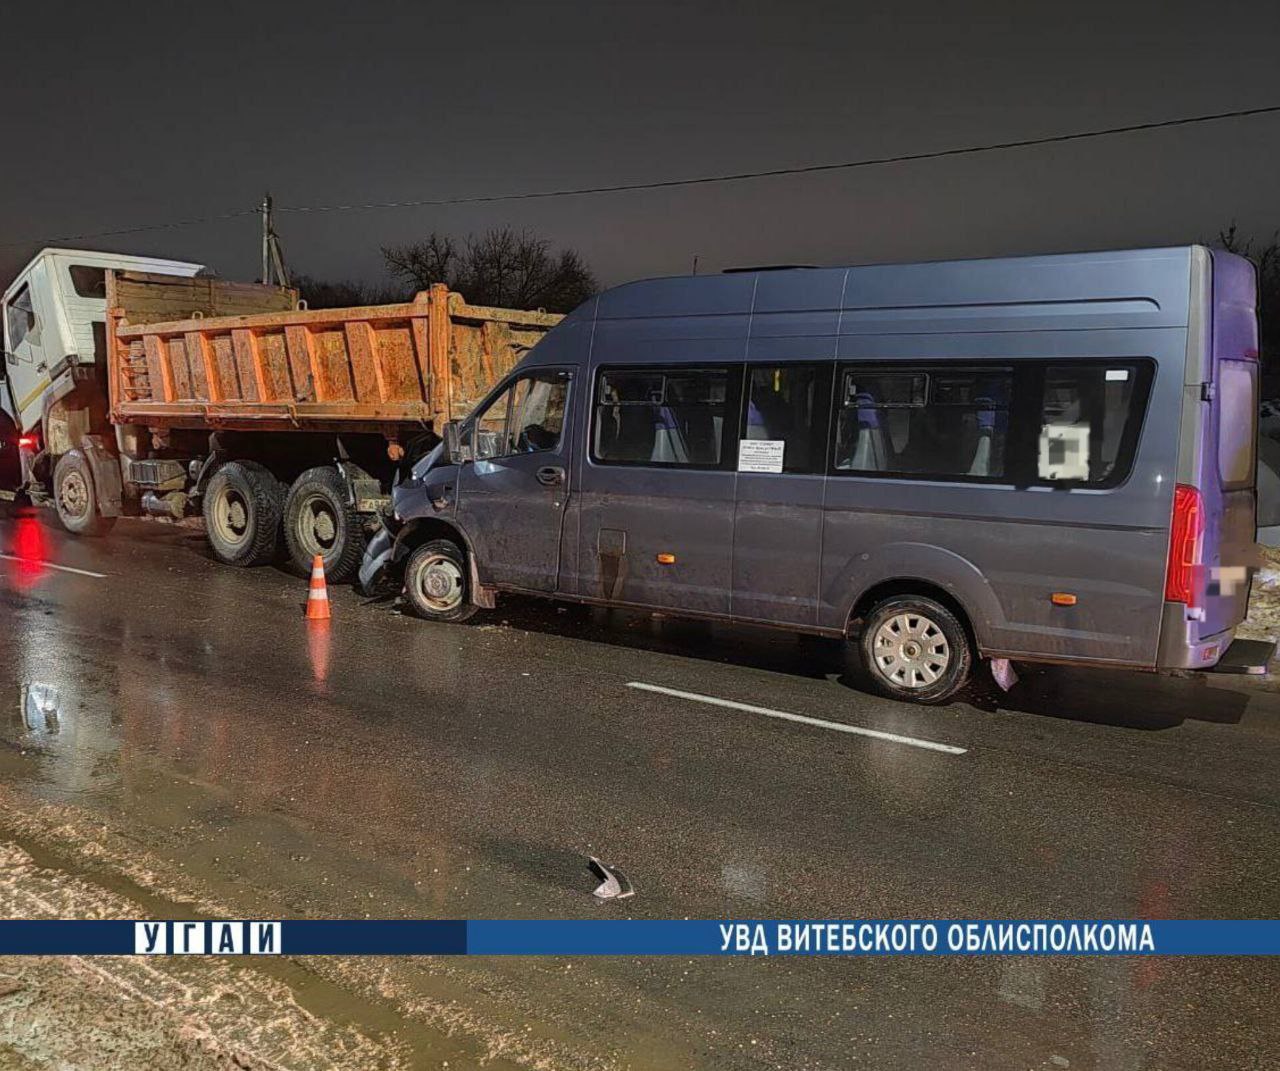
[990,658,1019,692]
[588,856,634,901]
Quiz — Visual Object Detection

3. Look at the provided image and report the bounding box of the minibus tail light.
[1165,484,1204,607]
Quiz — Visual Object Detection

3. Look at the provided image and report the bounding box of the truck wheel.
[52,452,116,537]
[283,466,366,583]
[404,539,479,623]
[856,595,973,705]
[202,461,284,567]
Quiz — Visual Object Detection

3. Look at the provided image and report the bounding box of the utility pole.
[259,192,291,288]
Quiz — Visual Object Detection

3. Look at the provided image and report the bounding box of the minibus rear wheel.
[857,595,972,704]
[404,539,478,623]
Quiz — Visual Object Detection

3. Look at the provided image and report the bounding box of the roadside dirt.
[0,792,590,1071]
[0,841,408,1070]
[1240,545,1280,641]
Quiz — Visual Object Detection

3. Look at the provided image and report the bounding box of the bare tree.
[383,228,597,313]
[292,274,410,310]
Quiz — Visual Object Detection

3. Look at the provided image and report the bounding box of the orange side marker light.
[1051,592,1077,607]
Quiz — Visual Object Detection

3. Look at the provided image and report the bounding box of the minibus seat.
[967,400,996,477]
[601,405,659,462]
[651,407,690,464]
[848,394,890,471]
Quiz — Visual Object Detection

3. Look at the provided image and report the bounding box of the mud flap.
[79,436,123,517]
[598,528,628,600]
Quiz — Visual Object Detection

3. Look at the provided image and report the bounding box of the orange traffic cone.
[306,554,331,620]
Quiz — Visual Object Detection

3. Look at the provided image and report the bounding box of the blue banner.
[0,919,1277,956]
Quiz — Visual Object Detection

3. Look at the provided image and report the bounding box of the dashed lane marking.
[626,681,968,755]
[0,554,108,579]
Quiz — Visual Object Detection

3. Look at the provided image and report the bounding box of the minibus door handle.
[536,465,565,487]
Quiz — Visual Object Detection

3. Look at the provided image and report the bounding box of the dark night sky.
[2,0,1278,292]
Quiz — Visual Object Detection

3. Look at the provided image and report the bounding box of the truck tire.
[855,595,973,705]
[202,460,284,567]
[404,539,479,623]
[283,466,366,583]
[52,451,116,537]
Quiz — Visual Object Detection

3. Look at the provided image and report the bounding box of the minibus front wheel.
[857,595,973,704]
[404,539,479,623]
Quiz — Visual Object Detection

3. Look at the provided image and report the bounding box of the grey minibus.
[360,246,1272,704]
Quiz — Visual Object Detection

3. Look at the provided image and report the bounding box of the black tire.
[202,460,284,567]
[52,451,116,537]
[283,466,366,583]
[855,595,973,705]
[403,539,479,623]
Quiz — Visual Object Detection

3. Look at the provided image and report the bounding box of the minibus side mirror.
[443,420,472,465]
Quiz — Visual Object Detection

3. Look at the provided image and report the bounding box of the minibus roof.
[578,245,1202,328]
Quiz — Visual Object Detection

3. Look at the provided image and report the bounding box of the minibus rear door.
[1198,251,1260,640]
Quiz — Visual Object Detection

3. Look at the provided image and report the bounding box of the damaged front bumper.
[357,509,405,594]
[358,527,395,593]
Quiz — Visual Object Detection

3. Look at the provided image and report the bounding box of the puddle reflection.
[307,618,331,686]
[6,514,50,589]
[19,682,61,734]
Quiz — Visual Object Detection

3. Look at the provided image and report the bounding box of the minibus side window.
[740,364,832,474]
[832,366,1012,479]
[593,367,729,467]
[471,384,514,460]
[471,371,570,460]
[1036,362,1150,486]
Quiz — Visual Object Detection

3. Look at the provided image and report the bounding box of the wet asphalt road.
[0,505,1277,1070]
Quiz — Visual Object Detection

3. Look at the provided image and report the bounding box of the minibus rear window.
[594,367,729,467]
[1218,360,1257,488]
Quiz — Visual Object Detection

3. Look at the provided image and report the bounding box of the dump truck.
[0,248,562,580]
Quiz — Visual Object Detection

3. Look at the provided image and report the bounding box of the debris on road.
[589,857,634,902]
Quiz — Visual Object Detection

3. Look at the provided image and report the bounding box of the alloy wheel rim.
[872,612,950,689]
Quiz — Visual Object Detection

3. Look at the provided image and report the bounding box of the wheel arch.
[834,541,1002,652]
[847,578,978,652]
[393,517,493,609]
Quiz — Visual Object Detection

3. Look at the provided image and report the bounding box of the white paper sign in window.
[738,439,785,473]
[1039,423,1091,481]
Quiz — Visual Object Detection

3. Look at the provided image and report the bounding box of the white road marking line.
[626,681,967,755]
[0,553,107,579]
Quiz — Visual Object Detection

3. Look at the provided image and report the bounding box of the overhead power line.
[0,207,260,251]
[2,101,1278,251]
[276,102,1280,214]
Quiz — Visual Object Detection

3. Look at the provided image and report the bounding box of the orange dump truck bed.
[106,271,562,437]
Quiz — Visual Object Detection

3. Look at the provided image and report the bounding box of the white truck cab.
[0,248,203,497]
[1,248,203,435]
